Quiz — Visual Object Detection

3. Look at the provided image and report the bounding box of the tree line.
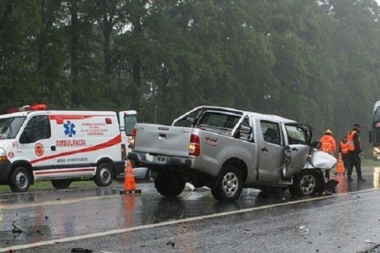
[1,0,380,152]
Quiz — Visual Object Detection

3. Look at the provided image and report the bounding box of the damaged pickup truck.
[128,106,337,201]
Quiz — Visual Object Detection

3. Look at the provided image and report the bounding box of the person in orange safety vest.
[319,129,337,155]
[339,136,349,173]
[319,129,337,180]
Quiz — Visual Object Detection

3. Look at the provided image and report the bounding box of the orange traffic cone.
[119,160,141,194]
[334,153,345,175]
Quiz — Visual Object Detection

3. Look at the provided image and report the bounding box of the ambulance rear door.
[118,110,137,145]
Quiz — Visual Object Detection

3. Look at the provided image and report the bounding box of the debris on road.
[11,224,22,234]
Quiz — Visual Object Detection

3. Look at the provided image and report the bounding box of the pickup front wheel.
[289,170,323,196]
[154,171,185,198]
[211,164,243,201]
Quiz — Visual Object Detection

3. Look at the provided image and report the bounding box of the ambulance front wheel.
[94,162,113,187]
[10,166,31,192]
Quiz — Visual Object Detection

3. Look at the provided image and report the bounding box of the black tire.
[94,163,113,187]
[211,164,243,201]
[9,166,31,193]
[289,170,322,197]
[154,171,185,198]
[51,179,72,190]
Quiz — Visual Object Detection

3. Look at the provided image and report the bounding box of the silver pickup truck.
[128,106,337,201]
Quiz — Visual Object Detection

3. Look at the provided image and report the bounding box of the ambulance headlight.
[0,148,7,161]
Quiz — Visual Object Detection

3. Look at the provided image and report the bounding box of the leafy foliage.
[1,0,380,151]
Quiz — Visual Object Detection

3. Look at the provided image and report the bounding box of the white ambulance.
[0,104,137,192]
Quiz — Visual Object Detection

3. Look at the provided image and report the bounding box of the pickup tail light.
[128,128,137,149]
[189,134,200,156]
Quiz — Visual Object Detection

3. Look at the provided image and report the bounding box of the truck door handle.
[261,147,268,152]
[51,146,56,151]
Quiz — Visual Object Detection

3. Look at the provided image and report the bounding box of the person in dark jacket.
[346,123,366,182]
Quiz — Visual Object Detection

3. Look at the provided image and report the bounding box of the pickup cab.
[128,106,337,201]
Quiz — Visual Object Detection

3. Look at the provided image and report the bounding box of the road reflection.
[0,167,379,250]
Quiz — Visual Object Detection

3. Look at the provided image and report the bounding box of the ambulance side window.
[20,116,51,143]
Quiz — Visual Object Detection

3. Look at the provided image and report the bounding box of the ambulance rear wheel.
[95,163,113,187]
[10,166,31,193]
[51,179,72,190]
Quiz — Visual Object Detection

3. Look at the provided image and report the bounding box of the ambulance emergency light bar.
[7,104,47,113]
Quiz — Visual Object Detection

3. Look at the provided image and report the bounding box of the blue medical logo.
[64,121,76,137]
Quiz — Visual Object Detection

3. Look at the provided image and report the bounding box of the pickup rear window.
[198,112,240,129]
[196,111,251,141]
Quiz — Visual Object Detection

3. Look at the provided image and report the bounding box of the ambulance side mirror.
[20,130,33,144]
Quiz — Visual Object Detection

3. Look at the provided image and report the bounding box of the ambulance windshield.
[0,116,26,139]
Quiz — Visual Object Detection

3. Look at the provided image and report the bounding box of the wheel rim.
[222,172,239,197]
[300,174,316,195]
[16,171,28,190]
[100,168,111,184]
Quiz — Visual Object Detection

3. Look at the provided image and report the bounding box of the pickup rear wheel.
[154,171,185,198]
[289,170,322,196]
[211,164,243,201]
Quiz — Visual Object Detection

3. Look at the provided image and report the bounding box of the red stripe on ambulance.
[48,115,95,120]
[30,134,122,164]
[34,167,93,175]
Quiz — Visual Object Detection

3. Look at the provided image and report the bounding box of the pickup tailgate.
[133,123,192,157]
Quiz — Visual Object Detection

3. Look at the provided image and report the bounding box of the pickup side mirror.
[172,116,195,127]
[186,116,195,124]
[311,140,321,149]
[233,125,252,139]
[240,125,252,135]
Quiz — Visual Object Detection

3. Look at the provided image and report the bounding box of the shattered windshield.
[0,116,26,139]
[285,124,308,145]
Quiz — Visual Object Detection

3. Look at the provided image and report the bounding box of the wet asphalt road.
[0,167,380,253]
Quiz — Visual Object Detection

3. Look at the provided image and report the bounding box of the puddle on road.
[0,169,379,249]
